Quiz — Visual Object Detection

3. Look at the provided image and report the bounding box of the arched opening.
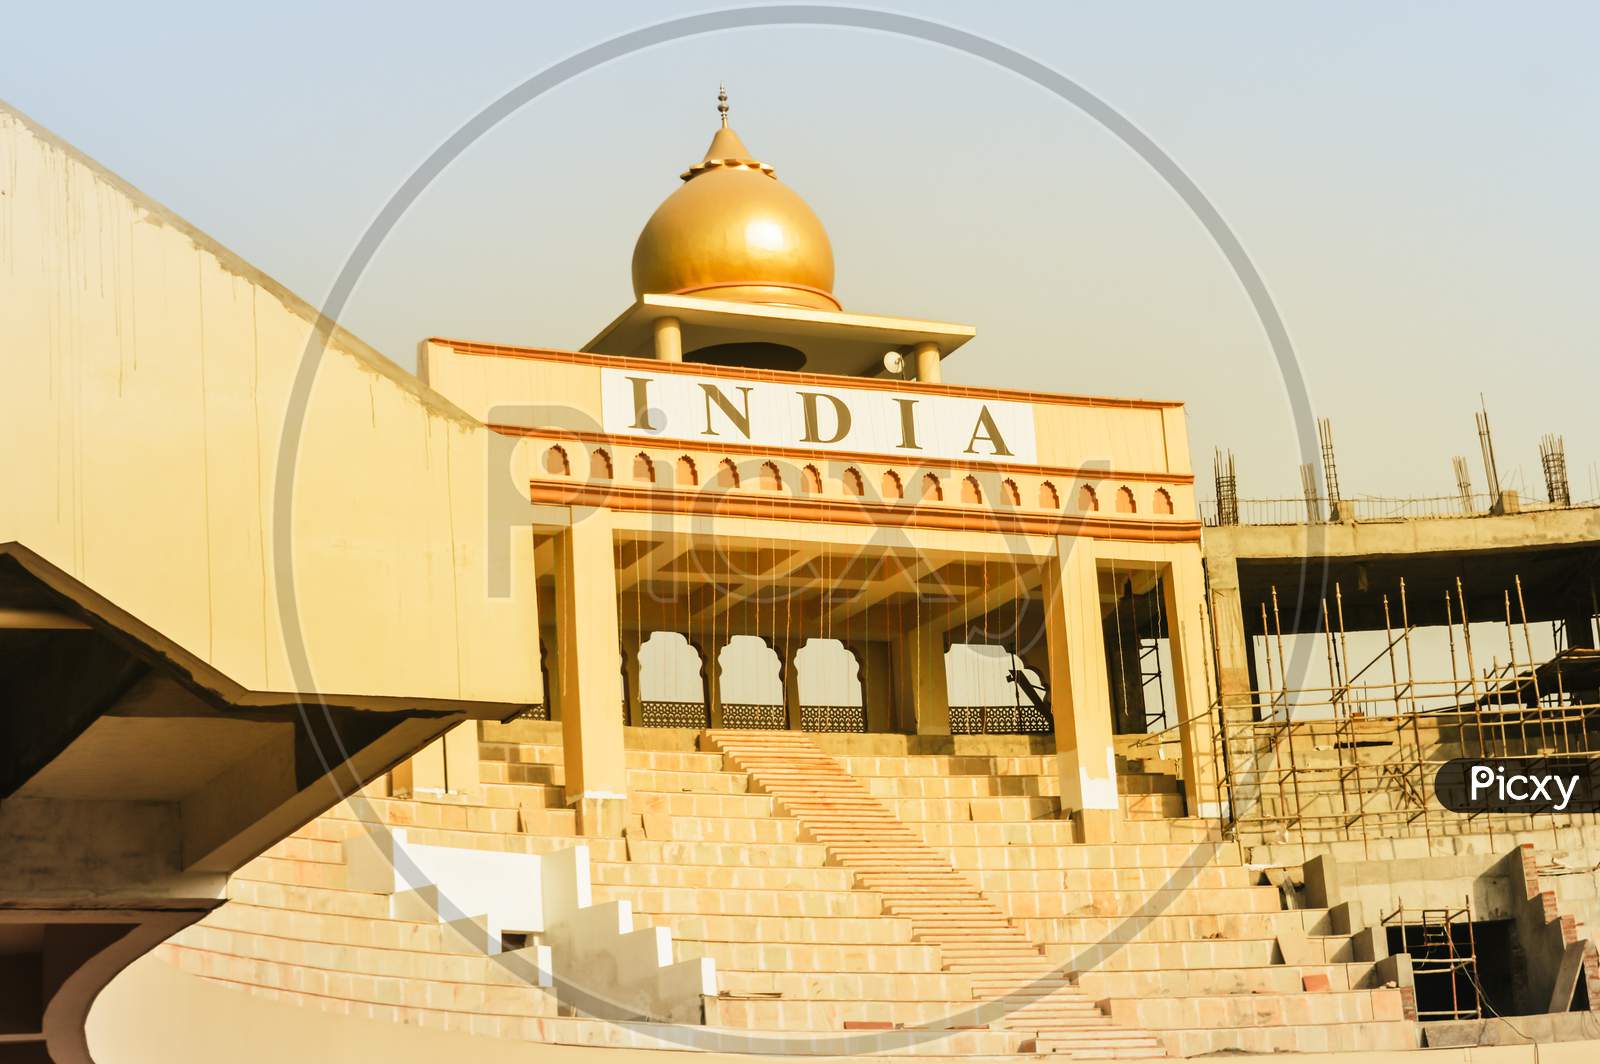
[591,448,613,480]
[1153,488,1174,514]
[1001,478,1021,506]
[881,470,903,500]
[960,476,982,504]
[637,632,708,728]
[541,445,570,476]
[718,636,786,729]
[794,639,865,732]
[921,473,943,502]
[1039,481,1060,509]
[675,455,698,487]
[632,452,655,483]
[759,462,783,492]
[801,464,823,495]
[1078,484,1099,511]
[841,467,865,497]
[1115,486,1137,513]
[717,458,740,488]
[945,643,1050,734]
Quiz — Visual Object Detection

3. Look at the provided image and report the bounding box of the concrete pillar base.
[1073,809,1118,844]
[573,796,627,838]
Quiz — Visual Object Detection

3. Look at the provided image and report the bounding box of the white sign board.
[600,368,1037,464]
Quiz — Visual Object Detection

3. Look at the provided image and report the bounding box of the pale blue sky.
[6,1,1597,503]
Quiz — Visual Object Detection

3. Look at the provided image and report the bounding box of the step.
[592,884,881,918]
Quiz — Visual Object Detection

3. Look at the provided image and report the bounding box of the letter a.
[964,406,1013,457]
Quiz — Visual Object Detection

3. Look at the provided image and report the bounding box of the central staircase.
[705,729,1167,1058]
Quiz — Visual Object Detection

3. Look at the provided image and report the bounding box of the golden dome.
[631,89,838,312]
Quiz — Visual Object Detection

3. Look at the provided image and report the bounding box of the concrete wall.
[0,103,539,704]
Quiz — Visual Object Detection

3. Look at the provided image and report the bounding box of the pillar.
[621,632,644,727]
[851,640,896,733]
[538,623,560,720]
[390,736,444,796]
[1204,551,1254,823]
[391,721,479,797]
[913,341,941,384]
[1043,537,1120,843]
[1163,547,1227,820]
[781,640,803,730]
[653,316,683,363]
[555,508,627,836]
[892,624,950,735]
[697,639,723,727]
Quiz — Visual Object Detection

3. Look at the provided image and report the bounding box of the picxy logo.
[1436,757,1600,814]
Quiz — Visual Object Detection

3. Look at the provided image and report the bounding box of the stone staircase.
[834,737,1421,1056]
[705,729,1168,1058]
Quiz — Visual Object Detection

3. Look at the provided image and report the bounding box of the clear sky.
[5,1,1598,505]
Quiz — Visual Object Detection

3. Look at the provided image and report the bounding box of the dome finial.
[717,82,729,128]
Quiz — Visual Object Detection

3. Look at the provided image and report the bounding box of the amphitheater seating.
[158,718,1429,1056]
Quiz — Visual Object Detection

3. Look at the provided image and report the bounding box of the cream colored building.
[15,91,1598,1064]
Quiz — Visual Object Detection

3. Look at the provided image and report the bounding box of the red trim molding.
[528,482,1203,544]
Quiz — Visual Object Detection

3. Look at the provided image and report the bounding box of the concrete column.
[913,341,941,384]
[781,640,803,730]
[391,722,478,797]
[555,508,627,836]
[892,624,950,735]
[1207,552,1256,716]
[1564,608,1596,650]
[698,640,724,727]
[390,735,446,797]
[652,316,683,363]
[1164,547,1226,820]
[1043,537,1120,843]
[621,632,644,727]
[850,640,896,733]
[442,721,481,797]
[538,623,560,720]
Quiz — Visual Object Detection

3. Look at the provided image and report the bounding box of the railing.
[949,704,1053,735]
[639,700,710,728]
[1201,494,1515,527]
[719,702,786,729]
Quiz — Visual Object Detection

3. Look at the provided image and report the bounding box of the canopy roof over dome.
[631,86,838,312]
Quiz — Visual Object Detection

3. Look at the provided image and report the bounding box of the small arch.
[759,462,783,492]
[675,455,698,487]
[632,452,655,483]
[841,467,865,497]
[1153,488,1175,515]
[1078,484,1099,512]
[1001,478,1021,506]
[717,458,740,488]
[881,470,904,500]
[801,464,823,495]
[1039,481,1060,509]
[921,473,943,502]
[961,475,983,504]
[1115,486,1137,513]
[541,445,570,476]
[591,448,613,480]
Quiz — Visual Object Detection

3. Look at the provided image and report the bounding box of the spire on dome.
[717,81,729,128]
[681,86,774,181]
